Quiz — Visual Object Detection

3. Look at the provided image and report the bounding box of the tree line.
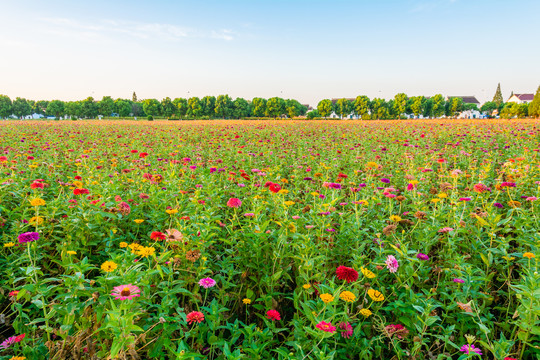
[1,86,539,120]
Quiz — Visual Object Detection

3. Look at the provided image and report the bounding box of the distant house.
[445,96,480,106]
[507,93,534,104]
[24,113,45,119]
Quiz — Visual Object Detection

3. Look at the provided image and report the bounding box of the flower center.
[120,287,131,296]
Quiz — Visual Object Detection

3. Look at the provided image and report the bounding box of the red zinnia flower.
[150,231,166,241]
[336,266,359,283]
[269,183,281,193]
[186,311,205,324]
[31,182,44,189]
[227,198,242,208]
[139,152,148,158]
[74,188,90,195]
[266,309,281,321]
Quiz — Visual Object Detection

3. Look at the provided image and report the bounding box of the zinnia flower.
[111,284,141,300]
[266,309,280,321]
[198,277,217,288]
[335,266,359,283]
[416,253,429,261]
[339,322,353,338]
[453,278,465,283]
[459,344,482,355]
[320,293,334,303]
[101,261,117,272]
[269,183,281,193]
[150,231,166,240]
[0,334,25,350]
[340,291,356,302]
[360,267,376,279]
[227,198,242,208]
[385,255,399,273]
[367,288,385,302]
[186,311,204,324]
[360,309,372,317]
[18,232,39,244]
[316,321,337,333]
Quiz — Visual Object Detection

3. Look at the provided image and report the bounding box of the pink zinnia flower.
[111,284,141,300]
[198,277,216,288]
[339,322,353,338]
[438,227,454,233]
[266,309,281,321]
[316,321,337,333]
[227,198,242,208]
[385,255,399,273]
[459,344,482,355]
[186,311,204,324]
[0,333,25,349]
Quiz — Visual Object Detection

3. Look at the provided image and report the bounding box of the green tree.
[215,95,234,118]
[410,96,425,118]
[187,97,203,118]
[285,99,304,119]
[142,99,162,117]
[422,98,433,118]
[81,97,99,118]
[393,93,408,118]
[353,96,370,119]
[369,98,387,120]
[334,98,352,119]
[480,101,498,117]
[492,83,503,105]
[33,100,49,115]
[306,110,320,119]
[317,99,333,119]
[99,96,115,116]
[202,96,216,117]
[12,97,32,118]
[0,95,12,118]
[65,101,82,118]
[132,92,137,102]
[46,100,65,118]
[161,97,176,117]
[233,98,250,118]
[528,86,540,118]
[432,94,445,117]
[449,97,464,117]
[252,98,267,118]
[115,99,132,117]
[173,98,188,118]
[266,97,286,119]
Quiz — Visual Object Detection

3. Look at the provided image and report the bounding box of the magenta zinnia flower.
[339,322,353,338]
[417,253,429,261]
[316,321,337,333]
[198,277,216,288]
[0,333,25,349]
[453,278,465,283]
[266,309,281,321]
[111,284,141,300]
[385,255,399,273]
[459,344,482,355]
[18,232,39,243]
[227,198,242,208]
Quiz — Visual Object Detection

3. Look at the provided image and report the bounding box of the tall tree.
[393,93,408,118]
[161,97,176,117]
[431,94,445,117]
[410,96,425,118]
[115,99,132,117]
[173,98,188,118]
[492,83,503,105]
[12,97,32,118]
[46,100,65,118]
[334,98,352,119]
[317,99,333,119]
[99,96,115,116]
[66,101,83,118]
[252,98,267,118]
[81,97,99,118]
[142,99,162,117]
[132,92,138,102]
[353,96,370,119]
[202,96,216,117]
[528,86,540,118]
[285,99,304,119]
[422,98,433,118]
[233,98,250,118]
[266,97,286,119]
[369,98,388,120]
[0,95,12,118]
[33,100,49,115]
[215,95,234,118]
[449,97,464,117]
[187,97,203,117]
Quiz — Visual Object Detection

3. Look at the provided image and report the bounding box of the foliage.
[317,99,333,119]
[492,83,504,105]
[529,86,540,118]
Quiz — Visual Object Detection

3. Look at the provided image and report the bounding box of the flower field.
[0,119,539,360]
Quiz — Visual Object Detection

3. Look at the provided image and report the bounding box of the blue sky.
[1,0,539,106]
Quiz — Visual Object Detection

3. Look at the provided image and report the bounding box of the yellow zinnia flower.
[389,215,401,222]
[4,242,15,248]
[523,252,535,259]
[361,267,376,279]
[242,298,252,305]
[67,251,77,255]
[166,209,178,215]
[137,246,156,258]
[134,219,144,224]
[30,198,46,206]
[302,284,311,289]
[340,291,356,302]
[29,216,44,225]
[319,293,334,303]
[284,201,295,206]
[360,308,372,318]
[367,289,385,302]
[119,242,128,248]
[101,261,117,272]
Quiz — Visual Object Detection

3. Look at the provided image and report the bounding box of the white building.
[507,94,534,104]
